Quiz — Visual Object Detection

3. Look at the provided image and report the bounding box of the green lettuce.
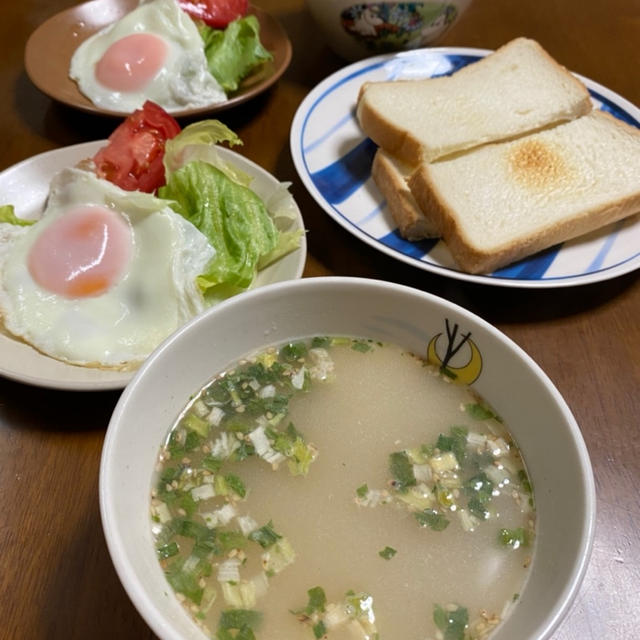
[163,120,245,179]
[159,121,302,302]
[0,204,35,226]
[199,15,273,92]
[158,160,300,302]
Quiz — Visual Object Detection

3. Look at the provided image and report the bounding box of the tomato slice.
[92,101,181,194]
[178,0,249,29]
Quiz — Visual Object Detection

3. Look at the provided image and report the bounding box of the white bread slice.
[407,110,640,274]
[372,149,439,239]
[357,37,592,165]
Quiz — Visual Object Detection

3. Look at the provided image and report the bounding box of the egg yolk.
[28,206,133,298]
[95,33,168,92]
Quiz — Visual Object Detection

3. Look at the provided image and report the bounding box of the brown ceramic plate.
[24,0,291,118]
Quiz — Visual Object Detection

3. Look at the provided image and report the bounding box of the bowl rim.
[100,276,596,640]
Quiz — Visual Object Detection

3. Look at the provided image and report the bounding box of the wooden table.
[0,0,638,638]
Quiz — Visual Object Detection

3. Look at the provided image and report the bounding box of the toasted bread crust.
[372,150,439,239]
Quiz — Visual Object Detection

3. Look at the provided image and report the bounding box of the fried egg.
[0,168,215,368]
[69,0,226,112]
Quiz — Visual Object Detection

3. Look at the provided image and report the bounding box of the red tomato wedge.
[92,101,181,194]
[178,0,249,29]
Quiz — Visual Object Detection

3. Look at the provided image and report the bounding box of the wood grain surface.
[0,0,638,638]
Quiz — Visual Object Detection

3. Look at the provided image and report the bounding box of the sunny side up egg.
[0,168,215,368]
[69,0,226,112]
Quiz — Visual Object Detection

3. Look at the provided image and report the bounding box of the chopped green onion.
[436,426,468,464]
[415,509,450,531]
[304,586,327,615]
[433,603,468,640]
[156,541,179,559]
[465,403,499,421]
[217,608,262,640]
[518,469,533,495]
[389,451,416,493]
[378,546,397,560]
[464,472,494,520]
[312,620,327,638]
[280,341,308,361]
[351,340,372,353]
[356,484,369,498]
[498,527,530,549]
[224,473,247,498]
[248,521,282,549]
[202,455,224,473]
[182,412,210,438]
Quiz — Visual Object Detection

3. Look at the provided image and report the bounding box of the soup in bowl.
[100,277,595,640]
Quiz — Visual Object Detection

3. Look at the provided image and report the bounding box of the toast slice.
[372,149,439,240]
[407,110,640,274]
[357,37,592,164]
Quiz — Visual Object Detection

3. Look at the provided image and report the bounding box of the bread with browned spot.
[407,110,640,274]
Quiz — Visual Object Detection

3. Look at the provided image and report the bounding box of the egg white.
[69,0,226,112]
[0,168,215,368]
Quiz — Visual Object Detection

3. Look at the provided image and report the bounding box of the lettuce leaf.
[160,120,302,303]
[159,161,280,299]
[199,15,273,92]
[0,204,35,226]
[163,120,244,178]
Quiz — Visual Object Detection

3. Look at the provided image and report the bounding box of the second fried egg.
[69,0,226,112]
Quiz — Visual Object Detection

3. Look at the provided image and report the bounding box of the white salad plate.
[0,141,306,391]
[290,47,640,288]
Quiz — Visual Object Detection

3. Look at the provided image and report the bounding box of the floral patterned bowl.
[306,0,473,60]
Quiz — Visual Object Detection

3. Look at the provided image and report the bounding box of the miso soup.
[151,337,536,640]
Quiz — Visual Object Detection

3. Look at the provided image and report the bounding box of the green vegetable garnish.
[378,546,397,560]
[312,620,327,638]
[464,472,494,520]
[217,608,262,640]
[216,530,248,554]
[224,473,247,498]
[436,426,468,464]
[280,341,308,361]
[156,541,179,559]
[389,451,416,493]
[356,484,369,498]
[165,553,212,605]
[249,521,282,549]
[214,473,247,498]
[182,413,210,438]
[415,509,450,531]
[465,402,500,421]
[351,339,372,353]
[304,586,327,615]
[433,604,469,640]
[202,455,224,473]
[177,492,198,518]
[498,527,530,549]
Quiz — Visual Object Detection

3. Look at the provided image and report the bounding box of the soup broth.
[151,338,535,640]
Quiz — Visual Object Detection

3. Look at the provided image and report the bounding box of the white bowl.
[100,276,595,640]
[305,0,473,61]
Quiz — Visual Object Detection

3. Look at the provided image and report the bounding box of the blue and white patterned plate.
[290,47,640,288]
